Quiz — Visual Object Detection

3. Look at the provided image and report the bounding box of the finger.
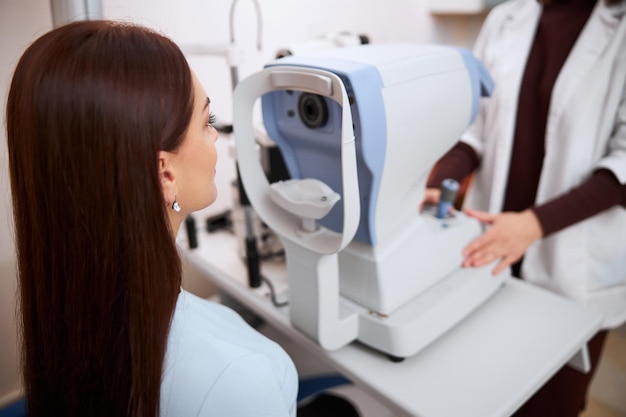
[466,248,498,268]
[463,208,495,224]
[419,199,436,209]
[419,189,440,212]
[462,231,495,257]
[463,241,498,267]
[425,188,441,202]
[492,253,520,275]
[492,259,510,275]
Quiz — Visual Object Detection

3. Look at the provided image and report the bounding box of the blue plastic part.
[456,47,495,124]
[437,201,453,220]
[297,374,352,401]
[263,56,386,245]
[436,178,460,219]
[0,398,26,417]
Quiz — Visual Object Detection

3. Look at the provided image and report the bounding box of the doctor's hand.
[461,208,544,275]
[420,188,458,214]
[419,188,441,211]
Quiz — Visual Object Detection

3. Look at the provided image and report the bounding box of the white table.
[180,229,602,417]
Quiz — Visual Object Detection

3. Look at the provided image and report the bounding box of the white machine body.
[234,44,502,358]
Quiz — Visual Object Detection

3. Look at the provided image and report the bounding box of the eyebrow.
[204,97,210,111]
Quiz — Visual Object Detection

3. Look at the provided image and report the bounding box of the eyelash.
[207,112,216,127]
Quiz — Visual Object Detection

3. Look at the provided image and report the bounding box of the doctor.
[425,0,626,416]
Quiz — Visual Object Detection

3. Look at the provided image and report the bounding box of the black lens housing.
[298,93,328,129]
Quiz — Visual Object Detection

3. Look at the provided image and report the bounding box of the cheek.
[203,141,218,201]
[206,146,218,204]
[206,142,217,176]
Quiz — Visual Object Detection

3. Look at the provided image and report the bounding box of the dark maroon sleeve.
[426,142,480,188]
[532,169,626,237]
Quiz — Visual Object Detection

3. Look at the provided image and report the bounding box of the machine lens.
[298,93,328,129]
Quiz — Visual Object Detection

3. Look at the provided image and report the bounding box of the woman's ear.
[158,151,177,207]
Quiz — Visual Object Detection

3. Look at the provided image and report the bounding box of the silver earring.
[172,196,181,212]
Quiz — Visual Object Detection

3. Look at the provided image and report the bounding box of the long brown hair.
[6,21,194,417]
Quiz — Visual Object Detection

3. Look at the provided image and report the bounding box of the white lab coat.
[462,0,626,328]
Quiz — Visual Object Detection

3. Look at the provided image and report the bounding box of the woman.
[425,0,625,415]
[6,20,297,417]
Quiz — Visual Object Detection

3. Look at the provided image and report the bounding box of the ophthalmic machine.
[233,43,500,360]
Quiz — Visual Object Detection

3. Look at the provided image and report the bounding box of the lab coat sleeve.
[595,74,626,184]
[196,353,297,417]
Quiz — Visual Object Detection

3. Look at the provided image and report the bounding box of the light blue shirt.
[161,290,298,416]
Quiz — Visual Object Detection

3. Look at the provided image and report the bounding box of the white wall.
[102,0,486,130]
[0,0,486,405]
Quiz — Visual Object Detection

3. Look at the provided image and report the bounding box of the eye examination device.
[233,43,501,359]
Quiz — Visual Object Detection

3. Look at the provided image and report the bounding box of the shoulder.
[479,0,536,36]
[196,354,298,417]
[165,290,293,372]
[161,291,298,416]
[472,0,539,60]
[486,0,530,21]
[167,291,292,363]
[162,351,297,417]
